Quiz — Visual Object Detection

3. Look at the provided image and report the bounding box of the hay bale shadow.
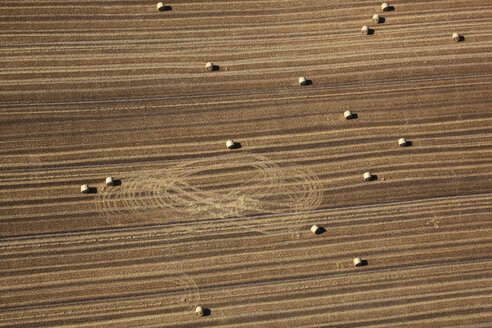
[229,142,241,149]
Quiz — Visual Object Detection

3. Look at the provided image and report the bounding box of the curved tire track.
[94,154,323,233]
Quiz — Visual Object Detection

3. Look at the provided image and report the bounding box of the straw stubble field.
[1,0,491,327]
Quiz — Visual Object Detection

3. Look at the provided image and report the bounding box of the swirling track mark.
[94,154,323,233]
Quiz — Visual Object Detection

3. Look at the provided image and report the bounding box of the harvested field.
[1,0,491,327]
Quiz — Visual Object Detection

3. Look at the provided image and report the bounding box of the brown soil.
[1,0,491,326]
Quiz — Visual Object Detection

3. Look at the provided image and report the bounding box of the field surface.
[1,0,492,327]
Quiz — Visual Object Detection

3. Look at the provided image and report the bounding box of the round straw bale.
[81,184,89,194]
